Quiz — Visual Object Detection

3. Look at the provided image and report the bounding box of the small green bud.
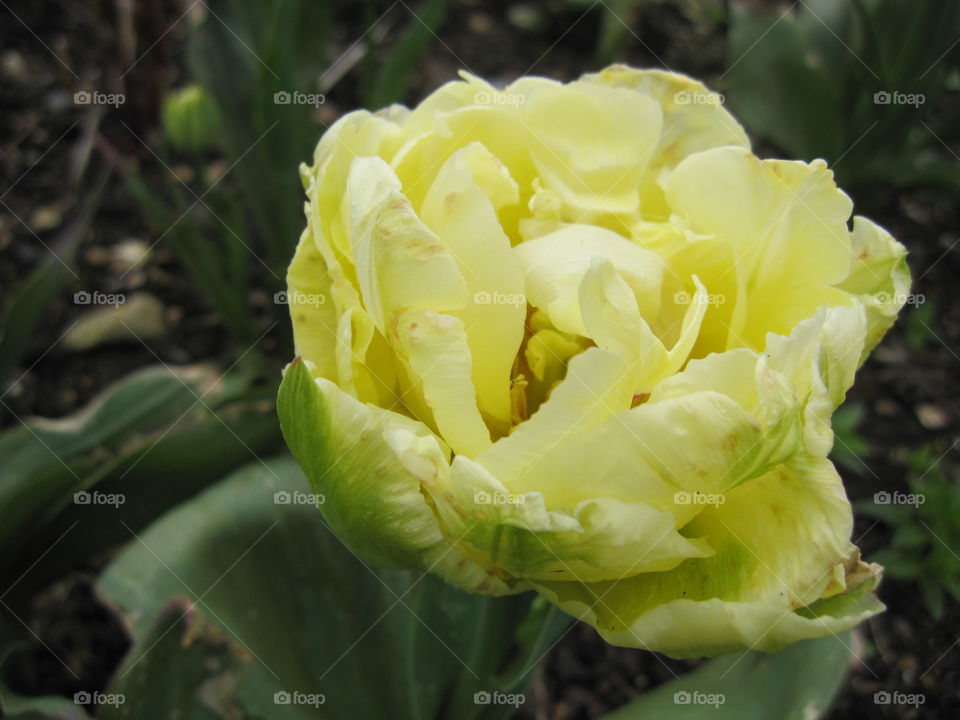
[162,84,222,154]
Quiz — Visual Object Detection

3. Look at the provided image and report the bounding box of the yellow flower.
[278,65,910,658]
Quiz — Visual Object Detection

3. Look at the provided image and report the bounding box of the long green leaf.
[600,633,855,719]
[93,457,554,719]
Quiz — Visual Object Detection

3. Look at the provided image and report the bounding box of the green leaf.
[0,366,281,605]
[187,0,332,277]
[600,633,855,719]
[96,457,553,719]
[920,581,945,620]
[593,0,640,67]
[725,3,845,161]
[366,0,450,109]
[0,260,73,393]
[100,601,247,720]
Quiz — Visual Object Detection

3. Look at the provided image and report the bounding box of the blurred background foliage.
[1,0,958,717]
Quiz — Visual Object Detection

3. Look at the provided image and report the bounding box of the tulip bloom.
[278,65,910,658]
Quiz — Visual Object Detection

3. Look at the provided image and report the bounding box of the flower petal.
[393,309,491,457]
[277,358,514,595]
[420,143,526,431]
[346,156,470,331]
[513,224,664,336]
[426,456,713,583]
[666,146,855,348]
[521,80,664,219]
[835,215,912,355]
[495,349,800,514]
[765,304,868,458]
[532,454,882,658]
[287,227,339,382]
[583,65,750,220]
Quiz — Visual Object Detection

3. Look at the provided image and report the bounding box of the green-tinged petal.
[666,146,855,348]
[427,456,713,583]
[422,351,803,587]
[346,156,470,331]
[393,309,491,457]
[765,304,868,458]
[420,143,526,431]
[835,216,912,355]
[277,358,514,595]
[522,80,663,220]
[582,66,750,221]
[495,349,800,513]
[644,349,801,489]
[513,224,664,336]
[532,454,882,658]
[287,227,339,382]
